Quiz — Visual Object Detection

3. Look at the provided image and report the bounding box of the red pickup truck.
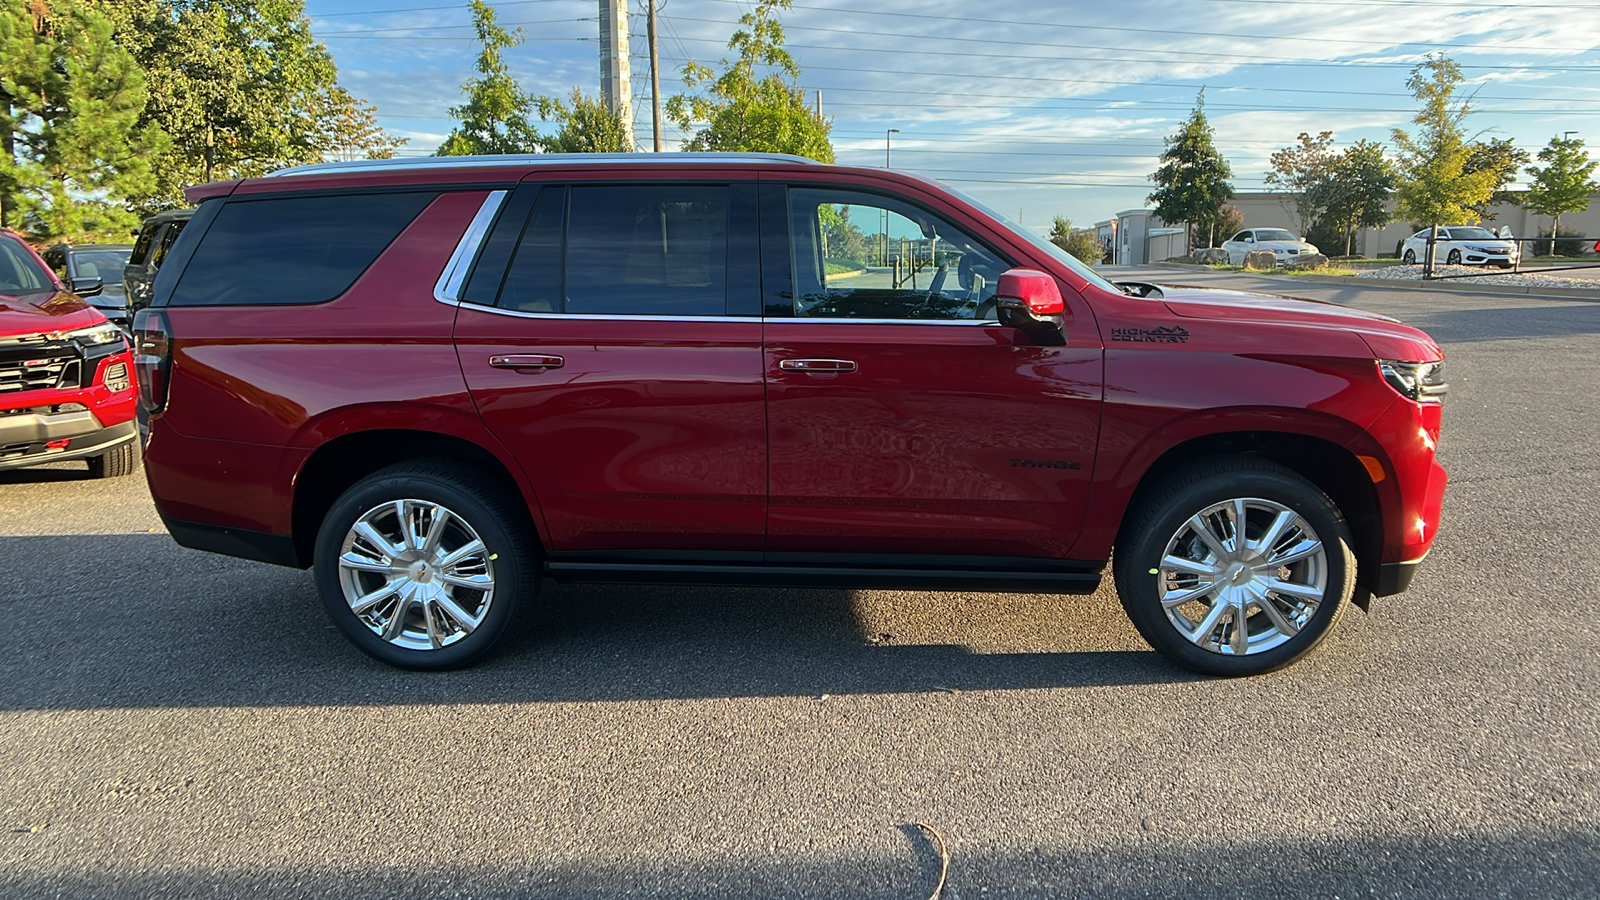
[1,229,138,478]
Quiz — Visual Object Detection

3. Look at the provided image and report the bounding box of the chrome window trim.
[455,300,749,322]
[432,190,507,305]
[268,152,820,179]
[452,300,997,326]
[781,317,996,326]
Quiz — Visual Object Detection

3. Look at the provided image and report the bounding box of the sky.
[303,0,1600,235]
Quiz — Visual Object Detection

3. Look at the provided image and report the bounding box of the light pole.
[885,128,899,168]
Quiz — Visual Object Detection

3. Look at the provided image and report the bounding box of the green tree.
[1461,137,1529,220]
[533,89,631,153]
[1148,89,1234,248]
[1524,133,1598,256]
[106,0,368,208]
[665,0,833,162]
[1391,54,1498,237]
[313,87,407,162]
[1312,139,1397,256]
[1265,131,1337,236]
[436,0,541,156]
[0,0,159,237]
[1048,216,1105,264]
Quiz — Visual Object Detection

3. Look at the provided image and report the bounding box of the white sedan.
[1400,227,1519,268]
[1221,228,1320,266]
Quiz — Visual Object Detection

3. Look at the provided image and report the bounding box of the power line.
[319,17,584,35]
[689,1,1600,54]
[642,31,1600,71]
[310,0,579,17]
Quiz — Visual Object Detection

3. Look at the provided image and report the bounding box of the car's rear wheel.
[1447,249,1462,265]
[86,441,140,478]
[1113,458,1356,676]
[1402,249,1416,265]
[313,460,538,669]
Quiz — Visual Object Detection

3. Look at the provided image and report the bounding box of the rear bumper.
[1375,557,1424,597]
[163,515,304,569]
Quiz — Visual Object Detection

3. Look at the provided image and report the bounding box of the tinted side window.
[130,226,157,265]
[169,192,437,306]
[498,187,565,313]
[152,221,186,267]
[564,185,728,316]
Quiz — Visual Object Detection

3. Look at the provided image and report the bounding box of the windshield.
[0,236,53,293]
[936,183,1120,294]
[71,247,133,273]
[1254,229,1297,242]
[1448,227,1497,241]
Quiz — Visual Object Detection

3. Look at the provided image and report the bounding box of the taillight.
[132,309,171,415]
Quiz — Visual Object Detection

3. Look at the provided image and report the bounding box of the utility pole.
[598,0,635,151]
[647,0,661,151]
[885,128,898,167]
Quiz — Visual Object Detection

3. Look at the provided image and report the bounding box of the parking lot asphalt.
[3,275,1599,899]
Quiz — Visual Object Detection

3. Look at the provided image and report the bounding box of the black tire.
[1113,458,1356,677]
[1402,249,1416,265]
[1447,249,1462,266]
[313,460,538,670]
[86,441,140,478]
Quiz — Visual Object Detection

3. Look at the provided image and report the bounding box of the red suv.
[1,229,139,477]
[134,154,1448,676]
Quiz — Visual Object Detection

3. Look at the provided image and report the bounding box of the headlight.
[66,323,123,347]
[1379,359,1448,402]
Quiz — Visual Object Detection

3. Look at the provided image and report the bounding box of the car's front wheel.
[1402,249,1416,265]
[313,460,538,669]
[1447,249,1462,265]
[86,441,140,478]
[1113,458,1356,676]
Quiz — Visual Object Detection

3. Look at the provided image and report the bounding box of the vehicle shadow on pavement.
[0,465,95,484]
[6,824,1597,899]
[0,533,1195,711]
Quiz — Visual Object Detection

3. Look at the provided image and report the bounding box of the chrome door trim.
[455,300,754,323]
[432,190,508,305]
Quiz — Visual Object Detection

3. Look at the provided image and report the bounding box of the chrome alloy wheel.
[336,499,496,651]
[1156,497,1327,657]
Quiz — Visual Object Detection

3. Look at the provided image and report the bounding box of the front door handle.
[778,358,857,374]
[489,354,564,370]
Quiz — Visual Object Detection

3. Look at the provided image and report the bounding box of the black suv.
[42,243,135,333]
[123,208,193,315]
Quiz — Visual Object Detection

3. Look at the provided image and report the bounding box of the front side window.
[786,188,1009,320]
[1230,232,1250,243]
[170,192,436,306]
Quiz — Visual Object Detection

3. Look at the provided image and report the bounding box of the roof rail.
[265,152,825,178]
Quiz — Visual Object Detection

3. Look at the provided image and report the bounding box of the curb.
[1147,263,1600,303]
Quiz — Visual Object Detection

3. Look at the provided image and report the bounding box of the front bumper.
[0,413,137,472]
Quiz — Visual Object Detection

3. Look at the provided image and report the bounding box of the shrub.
[1535,224,1592,257]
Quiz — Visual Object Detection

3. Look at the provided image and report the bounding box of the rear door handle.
[488,354,564,370]
[778,358,857,373]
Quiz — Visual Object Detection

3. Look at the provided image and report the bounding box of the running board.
[542,559,1103,594]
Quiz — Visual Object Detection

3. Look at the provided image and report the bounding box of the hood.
[0,289,107,337]
[1252,241,1317,253]
[1157,285,1443,362]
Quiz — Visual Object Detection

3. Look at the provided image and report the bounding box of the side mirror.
[994,268,1066,346]
[70,275,103,298]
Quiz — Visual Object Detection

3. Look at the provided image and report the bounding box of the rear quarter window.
[168,192,437,306]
